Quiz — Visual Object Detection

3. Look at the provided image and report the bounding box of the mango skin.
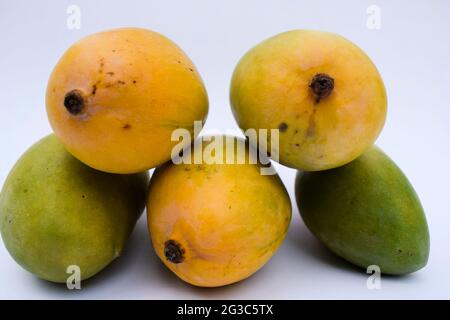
[147,136,291,287]
[230,30,387,171]
[295,146,430,275]
[0,135,149,283]
[46,27,208,174]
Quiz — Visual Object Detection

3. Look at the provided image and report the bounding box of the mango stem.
[309,73,334,103]
[164,239,185,264]
[64,90,85,115]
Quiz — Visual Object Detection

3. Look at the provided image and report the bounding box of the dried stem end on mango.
[64,90,85,115]
[164,240,185,264]
[309,73,334,103]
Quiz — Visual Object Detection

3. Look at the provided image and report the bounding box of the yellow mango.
[230,30,387,171]
[147,136,291,287]
[46,27,208,174]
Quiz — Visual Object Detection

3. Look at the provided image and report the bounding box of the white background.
[0,0,449,299]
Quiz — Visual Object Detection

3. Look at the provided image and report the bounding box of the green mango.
[295,146,430,275]
[0,135,148,283]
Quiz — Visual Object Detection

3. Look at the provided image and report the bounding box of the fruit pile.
[0,28,429,288]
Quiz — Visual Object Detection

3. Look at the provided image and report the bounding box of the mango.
[147,136,291,287]
[46,27,208,174]
[230,30,387,171]
[295,146,430,274]
[0,135,149,282]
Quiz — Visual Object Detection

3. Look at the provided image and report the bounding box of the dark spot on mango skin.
[278,122,288,132]
[98,58,105,74]
[122,124,131,129]
[196,165,206,171]
[188,68,194,72]
[295,143,300,147]
[133,80,137,84]
[102,80,126,89]
[91,79,102,95]
[106,72,115,76]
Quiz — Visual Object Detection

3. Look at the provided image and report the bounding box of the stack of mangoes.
[0,28,429,288]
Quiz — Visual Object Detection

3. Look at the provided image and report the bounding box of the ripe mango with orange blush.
[230,30,387,171]
[147,136,291,287]
[46,28,208,174]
